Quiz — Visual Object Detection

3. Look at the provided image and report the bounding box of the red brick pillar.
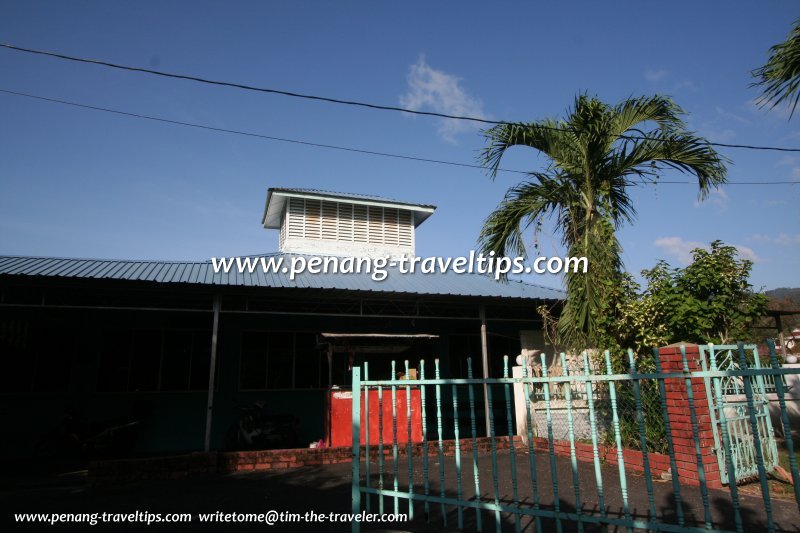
[658,344,722,489]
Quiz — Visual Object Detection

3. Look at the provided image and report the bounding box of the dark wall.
[0,285,538,461]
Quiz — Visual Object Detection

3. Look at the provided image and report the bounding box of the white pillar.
[480,305,491,436]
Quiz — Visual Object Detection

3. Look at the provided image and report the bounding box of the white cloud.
[399,55,487,144]
[644,68,668,83]
[654,236,761,265]
[694,187,729,212]
[671,79,697,92]
[733,244,761,262]
[694,106,751,145]
[776,156,800,181]
[654,236,704,264]
[748,233,800,246]
[713,106,750,125]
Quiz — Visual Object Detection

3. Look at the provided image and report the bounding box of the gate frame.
[700,344,780,484]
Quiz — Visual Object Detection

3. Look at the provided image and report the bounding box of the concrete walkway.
[2,450,798,532]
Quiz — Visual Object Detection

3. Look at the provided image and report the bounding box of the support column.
[480,305,491,436]
[776,314,788,358]
[204,294,221,452]
[658,344,722,488]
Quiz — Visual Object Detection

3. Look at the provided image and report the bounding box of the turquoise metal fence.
[351,341,800,532]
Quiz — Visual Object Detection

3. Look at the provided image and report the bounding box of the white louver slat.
[279,197,417,257]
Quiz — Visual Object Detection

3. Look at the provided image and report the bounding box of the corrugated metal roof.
[0,254,564,301]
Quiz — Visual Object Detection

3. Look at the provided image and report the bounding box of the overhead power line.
[1,88,797,186]
[3,42,800,154]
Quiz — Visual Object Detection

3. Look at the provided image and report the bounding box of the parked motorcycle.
[36,406,143,463]
[226,400,298,450]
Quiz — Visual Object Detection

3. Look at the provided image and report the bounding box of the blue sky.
[1,2,798,290]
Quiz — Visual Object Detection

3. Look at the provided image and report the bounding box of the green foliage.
[645,241,768,345]
[597,241,767,360]
[752,17,800,118]
[602,379,668,454]
[479,94,727,351]
[594,241,766,453]
[594,242,766,377]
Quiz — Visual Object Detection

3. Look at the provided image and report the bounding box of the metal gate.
[700,344,779,483]
[350,343,800,532]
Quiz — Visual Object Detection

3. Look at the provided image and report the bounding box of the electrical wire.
[3,43,800,154]
[1,88,797,186]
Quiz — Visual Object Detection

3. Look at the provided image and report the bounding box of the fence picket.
[627,348,657,526]
[420,359,430,521]
[520,362,542,532]
[391,360,399,516]
[377,383,384,515]
[467,358,483,532]
[653,348,685,527]
[736,343,775,533]
[582,351,606,521]
[560,352,583,533]
[452,383,463,529]
[540,354,563,533]
[434,359,447,526]
[404,360,414,520]
[679,345,712,530]
[709,345,744,533]
[603,350,631,530]
[486,377,501,532]
[766,339,800,510]
[503,356,521,533]
[363,362,370,513]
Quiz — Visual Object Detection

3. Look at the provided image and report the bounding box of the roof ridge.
[268,187,436,209]
[0,254,209,265]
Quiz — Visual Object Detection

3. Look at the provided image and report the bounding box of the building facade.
[0,188,563,459]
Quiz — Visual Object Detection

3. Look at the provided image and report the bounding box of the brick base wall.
[530,437,671,478]
[89,435,670,485]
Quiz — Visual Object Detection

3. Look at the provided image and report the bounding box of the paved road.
[2,450,798,532]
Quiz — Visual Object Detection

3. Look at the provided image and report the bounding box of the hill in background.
[763,287,800,338]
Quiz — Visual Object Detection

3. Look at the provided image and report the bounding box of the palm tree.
[479,95,727,349]
[752,17,800,118]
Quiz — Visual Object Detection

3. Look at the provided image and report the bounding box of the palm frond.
[609,134,728,200]
[478,174,577,259]
[752,18,800,118]
[610,95,686,139]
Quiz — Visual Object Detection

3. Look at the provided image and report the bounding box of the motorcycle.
[226,400,299,450]
[37,407,143,463]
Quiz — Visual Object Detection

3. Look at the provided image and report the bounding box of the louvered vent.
[287,198,305,239]
[398,210,413,247]
[337,203,354,241]
[281,197,415,254]
[279,209,287,249]
[304,199,322,240]
[321,201,338,241]
[353,204,368,243]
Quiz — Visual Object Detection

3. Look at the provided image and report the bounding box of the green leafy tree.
[595,241,767,453]
[479,95,727,349]
[752,17,800,118]
[651,241,769,344]
[599,240,768,355]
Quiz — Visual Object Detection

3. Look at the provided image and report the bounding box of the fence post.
[657,344,722,489]
[352,367,361,532]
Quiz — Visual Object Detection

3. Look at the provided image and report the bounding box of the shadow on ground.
[2,449,799,532]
